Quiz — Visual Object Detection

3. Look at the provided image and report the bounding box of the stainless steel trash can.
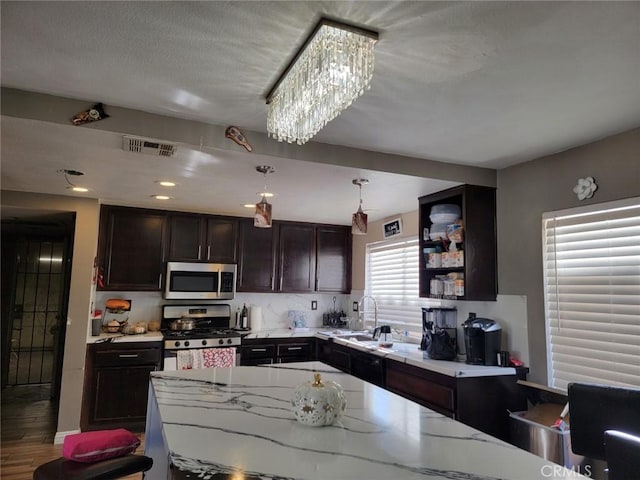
[509,411,583,468]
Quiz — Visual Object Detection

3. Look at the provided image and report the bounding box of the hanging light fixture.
[266,18,378,145]
[352,178,369,235]
[254,165,275,228]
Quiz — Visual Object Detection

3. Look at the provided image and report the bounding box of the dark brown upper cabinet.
[278,223,316,292]
[418,184,497,301]
[237,219,278,292]
[316,226,352,293]
[97,206,167,291]
[237,221,351,294]
[168,214,237,263]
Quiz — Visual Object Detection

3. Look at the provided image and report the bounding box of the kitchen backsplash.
[93,291,351,330]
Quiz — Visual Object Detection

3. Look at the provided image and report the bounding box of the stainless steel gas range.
[161,304,243,370]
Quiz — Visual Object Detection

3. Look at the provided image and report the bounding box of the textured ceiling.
[1,1,639,223]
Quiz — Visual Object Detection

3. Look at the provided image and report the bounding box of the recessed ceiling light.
[259,192,275,198]
[152,195,172,200]
[243,204,255,208]
[156,181,176,187]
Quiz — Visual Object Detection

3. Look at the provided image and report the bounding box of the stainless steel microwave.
[164,262,236,300]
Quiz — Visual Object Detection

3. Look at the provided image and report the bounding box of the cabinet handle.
[198,245,202,260]
[119,354,139,358]
[207,245,211,259]
[158,273,163,289]
[251,348,267,352]
[286,347,303,351]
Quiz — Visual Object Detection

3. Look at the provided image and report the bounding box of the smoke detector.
[122,135,177,157]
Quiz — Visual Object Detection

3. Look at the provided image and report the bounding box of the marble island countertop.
[245,328,516,378]
[144,362,587,480]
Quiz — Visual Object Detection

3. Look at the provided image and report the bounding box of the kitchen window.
[543,197,640,390]
[365,237,422,332]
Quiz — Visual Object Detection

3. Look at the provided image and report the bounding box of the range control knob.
[227,338,233,344]
[202,340,207,346]
[218,339,224,345]
[184,341,190,347]
[174,341,181,348]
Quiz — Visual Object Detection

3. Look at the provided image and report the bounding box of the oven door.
[162,348,240,371]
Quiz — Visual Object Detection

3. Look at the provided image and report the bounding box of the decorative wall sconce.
[573,177,598,200]
[254,165,275,228]
[352,178,369,235]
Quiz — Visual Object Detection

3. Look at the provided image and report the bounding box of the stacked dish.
[430,204,461,224]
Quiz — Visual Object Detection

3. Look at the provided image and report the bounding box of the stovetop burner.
[162,328,239,340]
[161,304,243,350]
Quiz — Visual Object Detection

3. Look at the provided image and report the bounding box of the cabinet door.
[91,365,156,426]
[316,226,351,293]
[168,214,204,261]
[99,207,166,290]
[237,219,277,292]
[278,224,315,292]
[206,218,238,263]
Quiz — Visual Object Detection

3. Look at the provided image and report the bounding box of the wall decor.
[383,218,403,238]
[573,177,598,200]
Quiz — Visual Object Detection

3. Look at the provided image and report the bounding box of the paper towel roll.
[250,306,262,332]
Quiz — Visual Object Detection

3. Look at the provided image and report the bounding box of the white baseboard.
[54,429,80,445]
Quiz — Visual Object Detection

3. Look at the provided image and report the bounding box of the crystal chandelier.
[266,19,378,145]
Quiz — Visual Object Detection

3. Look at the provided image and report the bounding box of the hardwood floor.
[1,385,146,480]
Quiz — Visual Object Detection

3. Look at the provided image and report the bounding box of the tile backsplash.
[93,291,351,331]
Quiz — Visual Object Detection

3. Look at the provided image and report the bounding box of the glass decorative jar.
[291,373,346,427]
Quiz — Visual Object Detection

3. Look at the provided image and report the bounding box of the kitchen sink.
[336,334,374,341]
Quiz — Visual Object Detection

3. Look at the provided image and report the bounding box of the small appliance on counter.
[420,307,457,353]
[463,313,502,365]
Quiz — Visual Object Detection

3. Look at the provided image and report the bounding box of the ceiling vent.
[122,135,177,157]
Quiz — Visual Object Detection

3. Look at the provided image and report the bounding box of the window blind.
[365,237,422,332]
[543,198,640,390]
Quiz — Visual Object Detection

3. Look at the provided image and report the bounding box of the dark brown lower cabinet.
[82,342,162,432]
[385,359,527,441]
[240,338,315,365]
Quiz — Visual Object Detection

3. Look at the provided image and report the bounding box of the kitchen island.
[144,362,587,480]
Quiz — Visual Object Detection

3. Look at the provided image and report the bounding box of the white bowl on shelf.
[430,204,461,224]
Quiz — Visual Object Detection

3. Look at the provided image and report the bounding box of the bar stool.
[33,454,152,480]
[605,430,640,480]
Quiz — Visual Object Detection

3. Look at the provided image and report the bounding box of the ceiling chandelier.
[266,18,378,145]
[254,165,275,228]
[352,178,369,235]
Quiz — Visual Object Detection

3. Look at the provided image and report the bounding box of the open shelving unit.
[418,184,497,301]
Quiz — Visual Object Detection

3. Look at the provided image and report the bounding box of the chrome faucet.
[357,295,378,333]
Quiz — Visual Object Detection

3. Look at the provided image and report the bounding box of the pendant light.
[254,165,275,228]
[352,178,369,235]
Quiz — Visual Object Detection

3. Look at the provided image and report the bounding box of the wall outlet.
[353,301,359,312]
[311,300,317,310]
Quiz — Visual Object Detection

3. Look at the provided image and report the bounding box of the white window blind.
[365,237,422,332]
[543,198,640,390]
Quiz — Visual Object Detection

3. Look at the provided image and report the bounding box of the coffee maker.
[463,313,502,365]
[421,307,457,357]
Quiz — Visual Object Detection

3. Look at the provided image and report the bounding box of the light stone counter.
[144,362,587,480]
[86,331,163,343]
[245,329,516,378]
